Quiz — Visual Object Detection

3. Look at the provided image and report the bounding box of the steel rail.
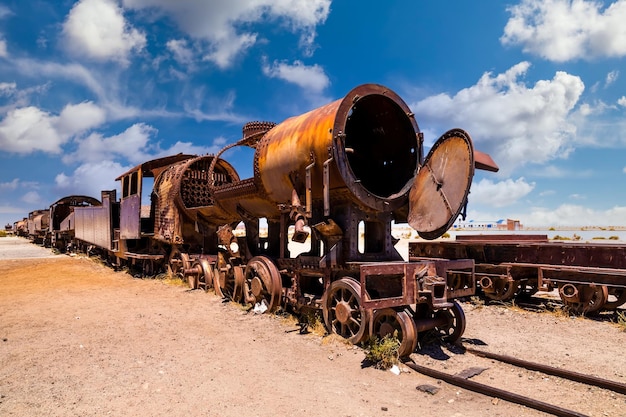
[464,346,626,395]
[406,361,589,417]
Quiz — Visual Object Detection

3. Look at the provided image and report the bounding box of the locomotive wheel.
[605,288,626,310]
[322,278,370,344]
[371,309,417,357]
[559,284,608,314]
[244,256,282,313]
[213,251,241,301]
[168,249,190,280]
[483,279,520,302]
[432,301,466,343]
[198,259,214,292]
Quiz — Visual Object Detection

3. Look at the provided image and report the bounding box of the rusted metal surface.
[18,83,501,354]
[410,237,626,311]
[74,190,118,251]
[408,129,475,240]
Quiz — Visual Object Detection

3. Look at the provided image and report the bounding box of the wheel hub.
[335,301,352,324]
[251,276,263,297]
[379,322,395,338]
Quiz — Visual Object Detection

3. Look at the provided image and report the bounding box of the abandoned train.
[410,234,626,314]
[20,84,500,357]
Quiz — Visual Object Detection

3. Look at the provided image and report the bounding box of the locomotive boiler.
[68,83,498,356]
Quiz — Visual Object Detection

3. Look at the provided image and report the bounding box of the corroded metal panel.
[120,194,141,240]
[74,191,115,250]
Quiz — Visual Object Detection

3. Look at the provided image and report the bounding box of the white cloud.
[167,39,195,66]
[262,59,329,92]
[618,96,626,107]
[0,82,16,95]
[62,0,146,66]
[122,0,331,68]
[55,160,128,197]
[519,204,626,227]
[0,107,65,154]
[469,177,535,208]
[0,178,19,190]
[57,101,107,136]
[64,123,156,164]
[0,101,106,155]
[21,191,42,205]
[502,0,626,62]
[606,70,619,86]
[412,62,584,175]
[0,38,7,58]
[623,166,626,173]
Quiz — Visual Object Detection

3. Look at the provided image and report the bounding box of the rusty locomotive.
[27,84,500,356]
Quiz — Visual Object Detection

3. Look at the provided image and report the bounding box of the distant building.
[453,218,522,231]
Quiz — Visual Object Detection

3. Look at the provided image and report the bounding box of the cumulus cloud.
[411,62,584,175]
[62,0,146,66]
[122,0,331,68]
[64,123,156,164]
[0,107,65,153]
[501,0,626,61]
[618,96,626,107]
[0,102,106,154]
[0,179,19,190]
[469,177,535,208]
[262,59,329,92]
[21,191,42,205]
[55,160,129,197]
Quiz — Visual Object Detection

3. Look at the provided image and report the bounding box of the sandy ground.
[1,236,625,417]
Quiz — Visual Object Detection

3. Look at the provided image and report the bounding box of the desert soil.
[1,236,625,417]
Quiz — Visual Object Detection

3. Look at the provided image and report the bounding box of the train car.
[13,218,28,237]
[48,195,101,252]
[409,234,626,314]
[66,83,499,356]
[26,209,50,245]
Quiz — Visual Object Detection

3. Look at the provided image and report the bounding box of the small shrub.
[363,333,400,370]
[298,311,327,336]
[0,230,6,237]
[441,232,451,239]
[615,311,626,332]
[609,236,620,240]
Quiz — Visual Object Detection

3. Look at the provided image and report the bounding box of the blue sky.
[1,0,626,229]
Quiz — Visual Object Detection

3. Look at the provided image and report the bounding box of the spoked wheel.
[605,288,626,310]
[187,259,214,291]
[483,279,520,302]
[323,278,370,344]
[243,256,282,313]
[559,284,608,314]
[213,251,241,301]
[168,249,190,280]
[198,259,214,292]
[432,301,466,343]
[371,309,417,357]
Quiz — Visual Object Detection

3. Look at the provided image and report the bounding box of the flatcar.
[410,234,626,314]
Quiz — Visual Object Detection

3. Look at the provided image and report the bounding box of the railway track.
[407,344,626,417]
